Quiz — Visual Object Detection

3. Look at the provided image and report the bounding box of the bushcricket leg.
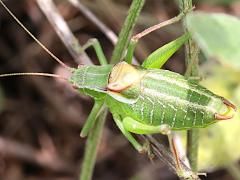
[125,12,186,64]
[162,127,183,176]
[78,38,107,137]
[80,101,104,137]
[122,117,184,175]
[79,38,108,65]
[112,114,144,152]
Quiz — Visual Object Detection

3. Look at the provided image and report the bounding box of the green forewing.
[141,33,190,69]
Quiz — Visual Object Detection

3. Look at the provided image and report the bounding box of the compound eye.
[107,62,140,92]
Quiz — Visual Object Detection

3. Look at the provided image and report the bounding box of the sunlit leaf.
[186,12,240,70]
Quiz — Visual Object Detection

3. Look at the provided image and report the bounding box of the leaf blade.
[186,12,240,69]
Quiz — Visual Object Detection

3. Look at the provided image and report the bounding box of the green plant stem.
[179,0,200,173]
[186,129,199,172]
[79,1,145,179]
[80,107,108,180]
[110,0,145,64]
[80,101,104,137]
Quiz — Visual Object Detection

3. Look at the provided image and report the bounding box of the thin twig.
[132,12,184,41]
[68,0,118,45]
[82,0,158,27]
[68,0,139,65]
[69,0,139,64]
[36,0,92,65]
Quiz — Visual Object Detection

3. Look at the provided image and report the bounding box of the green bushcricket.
[0,1,236,178]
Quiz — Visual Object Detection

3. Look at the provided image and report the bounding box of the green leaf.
[141,33,190,69]
[186,12,240,70]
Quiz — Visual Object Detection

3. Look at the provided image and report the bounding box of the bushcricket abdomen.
[108,65,236,130]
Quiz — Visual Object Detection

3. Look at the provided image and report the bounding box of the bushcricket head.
[69,64,113,99]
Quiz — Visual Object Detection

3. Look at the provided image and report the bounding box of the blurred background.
[0,0,239,179]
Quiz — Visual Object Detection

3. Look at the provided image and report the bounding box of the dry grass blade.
[68,0,118,45]
[36,0,92,65]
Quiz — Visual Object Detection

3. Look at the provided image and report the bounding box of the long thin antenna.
[0,72,67,80]
[0,0,71,71]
